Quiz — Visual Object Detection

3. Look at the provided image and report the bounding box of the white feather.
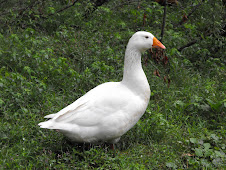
[38,31,165,144]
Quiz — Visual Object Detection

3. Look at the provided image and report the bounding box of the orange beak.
[152,37,166,49]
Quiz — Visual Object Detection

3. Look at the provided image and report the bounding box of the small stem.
[160,0,167,42]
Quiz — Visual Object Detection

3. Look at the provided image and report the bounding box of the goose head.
[128,31,166,53]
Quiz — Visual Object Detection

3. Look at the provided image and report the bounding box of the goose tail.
[38,121,56,129]
[44,113,56,119]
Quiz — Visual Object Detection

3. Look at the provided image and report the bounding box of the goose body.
[38,31,166,144]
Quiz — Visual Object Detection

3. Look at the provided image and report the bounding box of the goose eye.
[145,36,149,39]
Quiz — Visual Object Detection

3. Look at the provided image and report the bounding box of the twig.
[35,1,78,19]
[178,1,203,25]
[0,7,24,16]
[178,31,213,52]
[83,0,109,19]
[0,1,39,16]
[18,1,40,16]
[178,40,197,52]
[7,0,41,26]
[160,0,167,42]
[48,0,78,17]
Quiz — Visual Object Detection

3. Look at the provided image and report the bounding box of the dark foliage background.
[0,0,225,169]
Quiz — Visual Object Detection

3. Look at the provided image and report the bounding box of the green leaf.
[195,148,203,157]
[190,138,198,144]
[210,134,219,141]
[203,143,211,150]
[0,98,4,105]
[166,162,177,168]
[206,99,223,112]
[174,100,186,109]
[200,104,210,111]
[48,7,55,14]
[214,151,225,158]
[204,149,213,157]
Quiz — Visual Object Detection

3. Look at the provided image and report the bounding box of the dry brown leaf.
[182,153,194,157]
[154,69,161,77]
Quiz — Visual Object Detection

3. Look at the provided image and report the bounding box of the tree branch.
[0,1,39,17]
[47,0,78,17]
[178,40,198,52]
[178,30,215,52]
[178,0,203,25]
[83,0,110,19]
[160,0,167,42]
[18,1,40,16]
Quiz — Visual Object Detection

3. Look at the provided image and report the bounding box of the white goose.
[38,31,166,144]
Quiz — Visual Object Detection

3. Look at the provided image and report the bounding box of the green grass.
[1,50,225,169]
[0,0,225,167]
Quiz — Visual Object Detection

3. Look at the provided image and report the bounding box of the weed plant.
[0,0,225,169]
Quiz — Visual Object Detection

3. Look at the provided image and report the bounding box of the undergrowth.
[0,0,225,169]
